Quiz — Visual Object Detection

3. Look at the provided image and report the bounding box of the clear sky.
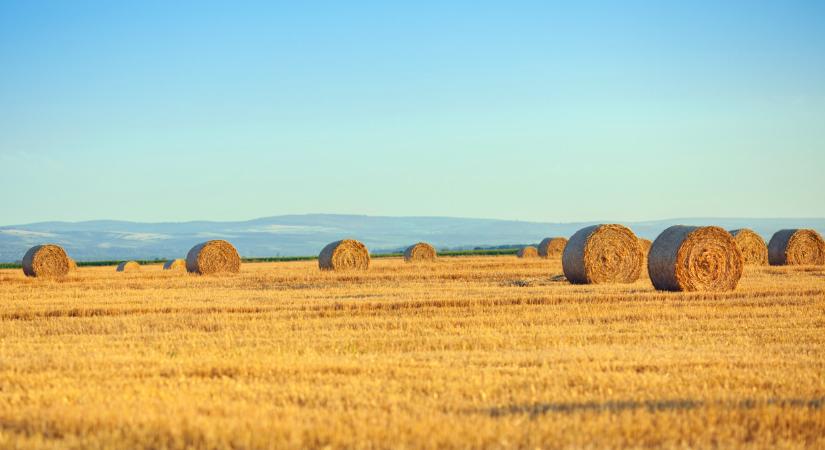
[1,1,824,225]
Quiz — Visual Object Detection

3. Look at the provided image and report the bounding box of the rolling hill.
[1,214,823,262]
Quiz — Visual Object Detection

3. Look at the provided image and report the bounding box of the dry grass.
[0,256,823,449]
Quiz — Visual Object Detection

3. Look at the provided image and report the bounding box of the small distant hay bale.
[186,240,241,275]
[648,225,743,292]
[637,238,653,278]
[22,244,70,278]
[319,239,370,271]
[729,229,768,266]
[767,229,825,266]
[517,246,538,258]
[67,258,78,272]
[404,242,437,262]
[562,224,643,284]
[638,238,652,255]
[163,258,187,271]
[537,237,567,258]
[116,261,140,272]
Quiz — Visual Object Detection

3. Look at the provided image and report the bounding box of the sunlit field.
[1,256,823,449]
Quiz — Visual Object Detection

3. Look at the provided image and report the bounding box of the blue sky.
[1,1,824,225]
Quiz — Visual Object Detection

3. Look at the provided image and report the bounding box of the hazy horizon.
[4,211,825,228]
[2,213,823,262]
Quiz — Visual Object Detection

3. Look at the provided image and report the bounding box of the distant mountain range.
[1,214,823,262]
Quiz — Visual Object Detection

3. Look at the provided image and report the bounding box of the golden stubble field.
[1,256,824,449]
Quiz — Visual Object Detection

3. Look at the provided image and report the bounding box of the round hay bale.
[638,238,653,278]
[562,224,643,284]
[537,237,567,258]
[116,261,140,272]
[767,229,825,266]
[186,240,241,275]
[517,246,538,258]
[22,244,70,278]
[404,242,437,262]
[163,258,187,271]
[67,257,78,272]
[638,238,652,256]
[729,229,768,266]
[648,225,743,292]
[319,239,370,271]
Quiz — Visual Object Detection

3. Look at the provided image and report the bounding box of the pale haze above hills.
[1,214,823,262]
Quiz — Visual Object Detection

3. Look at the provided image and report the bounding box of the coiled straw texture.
[404,242,436,262]
[537,237,567,259]
[517,246,538,258]
[648,225,743,292]
[319,239,370,271]
[22,244,70,278]
[186,240,241,275]
[767,229,825,266]
[729,229,768,266]
[562,224,643,284]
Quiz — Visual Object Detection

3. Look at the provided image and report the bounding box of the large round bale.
[163,258,186,271]
[22,244,70,278]
[186,240,241,275]
[729,229,768,266]
[648,225,743,292]
[562,224,643,284]
[537,237,567,258]
[404,242,437,262]
[767,229,825,266]
[517,246,538,258]
[116,261,140,272]
[319,239,370,271]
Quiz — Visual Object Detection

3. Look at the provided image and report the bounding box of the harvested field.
[0,256,823,448]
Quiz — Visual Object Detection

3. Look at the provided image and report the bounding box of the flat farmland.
[0,256,823,449]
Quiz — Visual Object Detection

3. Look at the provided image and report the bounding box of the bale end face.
[648,225,743,292]
[404,242,437,262]
[729,229,768,266]
[186,240,241,275]
[517,246,538,258]
[537,237,567,258]
[22,244,70,278]
[319,239,370,271]
[767,229,825,266]
[562,224,643,284]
